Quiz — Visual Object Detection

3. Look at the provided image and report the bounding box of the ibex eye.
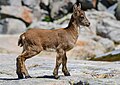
[81,15,84,18]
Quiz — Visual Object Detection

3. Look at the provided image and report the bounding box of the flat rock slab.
[0,54,120,85]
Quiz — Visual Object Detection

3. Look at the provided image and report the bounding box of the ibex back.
[16,3,90,79]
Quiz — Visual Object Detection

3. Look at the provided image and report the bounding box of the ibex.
[16,3,90,79]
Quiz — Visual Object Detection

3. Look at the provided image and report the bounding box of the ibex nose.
[86,22,90,27]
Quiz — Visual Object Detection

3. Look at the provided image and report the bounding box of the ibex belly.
[42,41,57,52]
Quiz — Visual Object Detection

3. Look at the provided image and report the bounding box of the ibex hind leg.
[16,47,41,79]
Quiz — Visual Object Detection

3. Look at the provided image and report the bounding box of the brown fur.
[16,3,90,79]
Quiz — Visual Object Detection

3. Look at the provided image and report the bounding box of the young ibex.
[16,3,90,79]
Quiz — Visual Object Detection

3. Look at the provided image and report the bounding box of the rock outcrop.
[91,49,120,61]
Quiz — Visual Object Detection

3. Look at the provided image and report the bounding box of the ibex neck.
[66,15,80,42]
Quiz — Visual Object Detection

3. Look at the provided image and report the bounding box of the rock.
[0,24,3,33]
[96,25,112,38]
[86,10,116,23]
[107,3,117,14]
[29,21,52,29]
[77,0,98,10]
[0,18,26,34]
[39,0,75,20]
[0,35,22,53]
[0,0,10,5]
[97,2,107,11]
[53,14,71,25]
[0,6,33,23]
[108,30,120,43]
[67,36,106,60]
[100,0,117,8]
[32,8,46,21]
[9,0,22,6]
[0,54,120,85]
[39,0,49,11]
[22,0,40,9]
[96,18,120,43]
[0,25,3,34]
[90,19,98,34]
[101,17,120,28]
[0,19,8,34]
[91,49,120,61]
[0,0,22,6]
[29,13,71,29]
[115,2,120,20]
[97,0,117,12]
[115,44,120,50]
[49,0,74,20]
[0,20,4,34]
[40,0,49,6]
[22,0,46,21]
[84,10,115,35]
[97,38,115,51]
[28,20,67,30]
[66,24,115,60]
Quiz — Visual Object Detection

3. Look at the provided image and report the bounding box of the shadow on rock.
[34,75,56,79]
[0,78,19,80]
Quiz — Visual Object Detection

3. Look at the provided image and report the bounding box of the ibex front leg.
[53,48,64,79]
[62,52,70,76]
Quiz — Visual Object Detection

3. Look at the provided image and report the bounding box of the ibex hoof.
[17,74,24,79]
[54,75,60,79]
[18,76,24,79]
[25,75,32,79]
[64,72,71,76]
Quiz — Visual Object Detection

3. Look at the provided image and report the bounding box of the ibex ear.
[78,3,81,9]
[73,4,77,13]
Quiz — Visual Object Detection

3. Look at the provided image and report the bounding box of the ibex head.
[73,3,90,27]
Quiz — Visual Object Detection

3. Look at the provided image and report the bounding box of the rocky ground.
[1,0,120,59]
[0,54,120,85]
